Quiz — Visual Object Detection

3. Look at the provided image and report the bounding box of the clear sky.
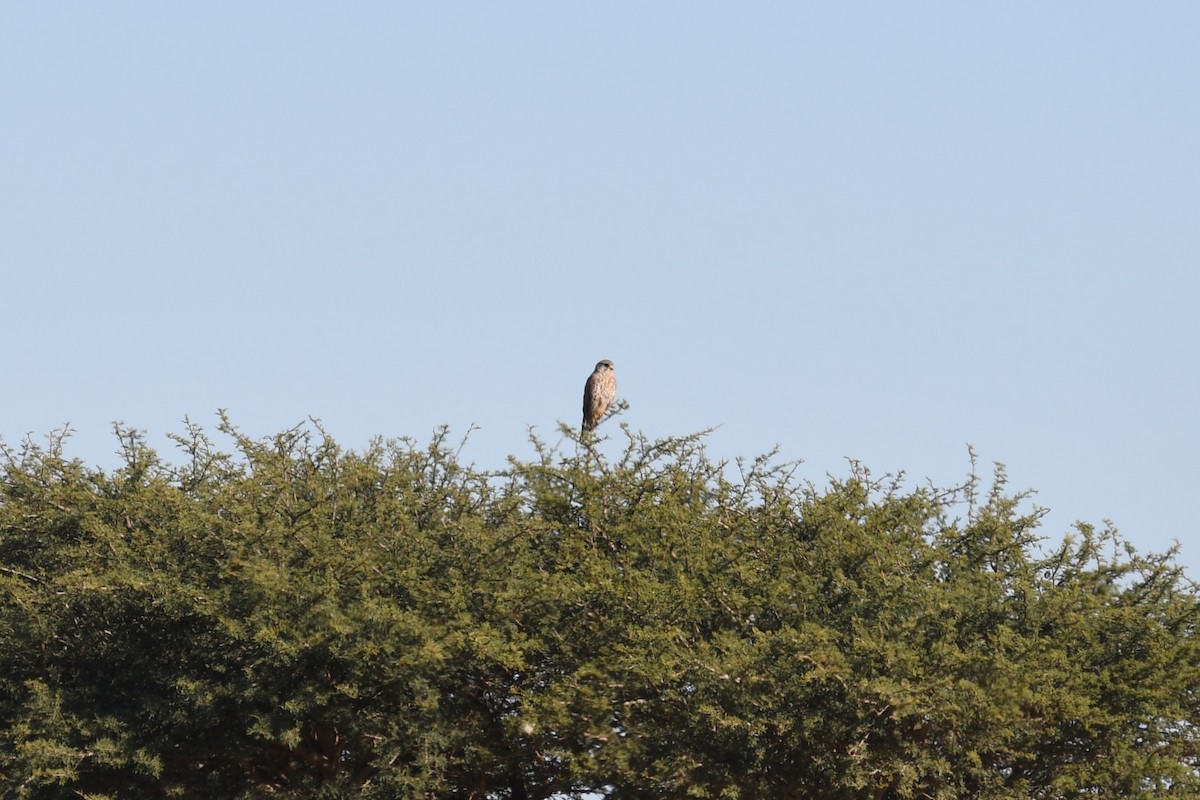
[4,5,1198,576]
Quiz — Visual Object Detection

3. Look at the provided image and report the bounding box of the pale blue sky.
[4,5,1198,575]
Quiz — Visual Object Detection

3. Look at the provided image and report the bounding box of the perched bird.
[582,359,617,434]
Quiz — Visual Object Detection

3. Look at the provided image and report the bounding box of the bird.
[582,359,617,434]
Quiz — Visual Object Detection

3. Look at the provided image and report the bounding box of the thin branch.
[0,565,40,584]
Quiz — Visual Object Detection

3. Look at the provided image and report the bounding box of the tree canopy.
[2,418,1198,799]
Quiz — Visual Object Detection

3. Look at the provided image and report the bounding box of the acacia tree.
[1,418,1197,799]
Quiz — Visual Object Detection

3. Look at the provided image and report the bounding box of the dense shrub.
[2,418,1197,798]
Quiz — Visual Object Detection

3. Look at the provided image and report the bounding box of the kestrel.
[582,359,617,434]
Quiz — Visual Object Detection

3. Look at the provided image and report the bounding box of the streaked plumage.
[582,360,617,434]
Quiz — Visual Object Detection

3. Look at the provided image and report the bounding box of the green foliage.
[2,418,1198,798]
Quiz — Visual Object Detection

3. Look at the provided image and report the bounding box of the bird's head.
[595,359,614,372]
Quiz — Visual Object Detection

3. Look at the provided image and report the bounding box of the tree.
[1,418,1197,799]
